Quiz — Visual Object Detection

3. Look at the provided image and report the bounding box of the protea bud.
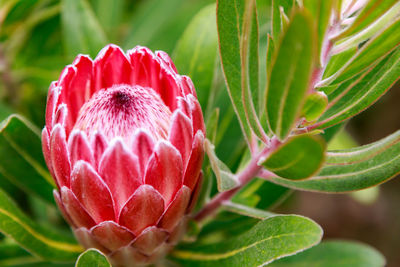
[41,44,205,266]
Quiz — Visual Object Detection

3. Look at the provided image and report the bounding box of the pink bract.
[42,44,205,266]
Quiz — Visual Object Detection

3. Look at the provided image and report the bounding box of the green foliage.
[75,249,110,267]
[266,10,315,140]
[270,240,385,267]
[172,215,322,266]
[260,134,326,180]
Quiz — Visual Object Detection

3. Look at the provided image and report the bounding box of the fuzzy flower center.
[73,84,172,144]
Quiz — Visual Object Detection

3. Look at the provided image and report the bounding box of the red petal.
[183,131,204,190]
[188,95,205,134]
[159,186,191,231]
[94,45,132,90]
[58,65,76,106]
[53,104,67,128]
[53,190,75,227]
[186,172,203,214]
[60,187,96,228]
[91,132,108,171]
[155,50,178,73]
[119,185,164,236]
[181,76,196,96]
[74,227,110,253]
[91,221,135,251]
[144,141,183,205]
[50,125,71,188]
[70,161,115,223]
[132,226,168,255]
[45,82,59,129]
[68,130,94,167]
[67,55,94,124]
[169,111,193,167]
[177,97,191,119]
[42,127,54,178]
[99,140,141,215]
[131,130,154,177]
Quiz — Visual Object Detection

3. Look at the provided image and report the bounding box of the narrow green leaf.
[266,10,316,140]
[302,91,328,121]
[172,215,322,267]
[90,0,124,40]
[205,108,219,144]
[270,240,385,267]
[303,0,333,63]
[269,129,400,192]
[336,0,398,40]
[271,0,295,41]
[205,140,238,192]
[0,115,55,204]
[322,46,357,80]
[75,249,110,267]
[173,4,218,109]
[321,18,400,85]
[317,47,400,129]
[260,134,326,180]
[217,0,267,144]
[0,189,82,261]
[222,202,275,219]
[61,0,107,60]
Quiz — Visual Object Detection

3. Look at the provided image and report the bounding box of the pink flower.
[42,44,205,266]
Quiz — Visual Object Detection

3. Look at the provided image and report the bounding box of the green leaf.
[90,0,124,40]
[221,201,275,219]
[303,0,333,62]
[173,4,218,110]
[317,47,400,129]
[217,0,266,144]
[266,10,316,140]
[205,140,238,192]
[321,17,400,85]
[61,0,107,60]
[269,129,400,192]
[336,0,399,40]
[172,215,322,267]
[302,91,328,121]
[322,46,357,81]
[271,0,295,41]
[260,134,326,180]
[0,115,55,204]
[205,108,219,144]
[75,249,110,267]
[270,240,385,267]
[0,188,82,261]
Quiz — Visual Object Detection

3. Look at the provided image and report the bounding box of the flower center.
[73,85,172,144]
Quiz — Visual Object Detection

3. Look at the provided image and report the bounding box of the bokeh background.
[0,0,399,266]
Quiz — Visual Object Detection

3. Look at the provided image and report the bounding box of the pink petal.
[74,227,110,253]
[99,140,141,215]
[188,95,205,134]
[60,187,96,229]
[131,130,154,177]
[94,45,132,90]
[169,111,193,167]
[67,55,94,123]
[167,218,188,245]
[50,124,71,188]
[155,50,178,73]
[183,131,204,190]
[186,172,203,214]
[110,246,149,265]
[132,226,168,255]
[91,132,108,171]
[70,161,115,223]
[58,65,76,106]
[144,141,183,205]
[177,97,191,119]
[181,76,196,96]
[45,82,59,129]
[41,127,54,178]
[91,221,135,251]
[53,104,67,128]
[159,186,191,231]
[119,185,164,236]
[68,130,94,167]
[53,190,75,227]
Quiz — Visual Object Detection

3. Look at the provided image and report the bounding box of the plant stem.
[194,138,280,222]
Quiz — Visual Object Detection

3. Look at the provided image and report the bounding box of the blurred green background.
[0,0,399,266]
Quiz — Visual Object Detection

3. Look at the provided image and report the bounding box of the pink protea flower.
[41,44,205,266]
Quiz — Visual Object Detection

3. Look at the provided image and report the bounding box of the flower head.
[42,44,205,266]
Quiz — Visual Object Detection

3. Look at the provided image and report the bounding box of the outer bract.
[42,44,205,266]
